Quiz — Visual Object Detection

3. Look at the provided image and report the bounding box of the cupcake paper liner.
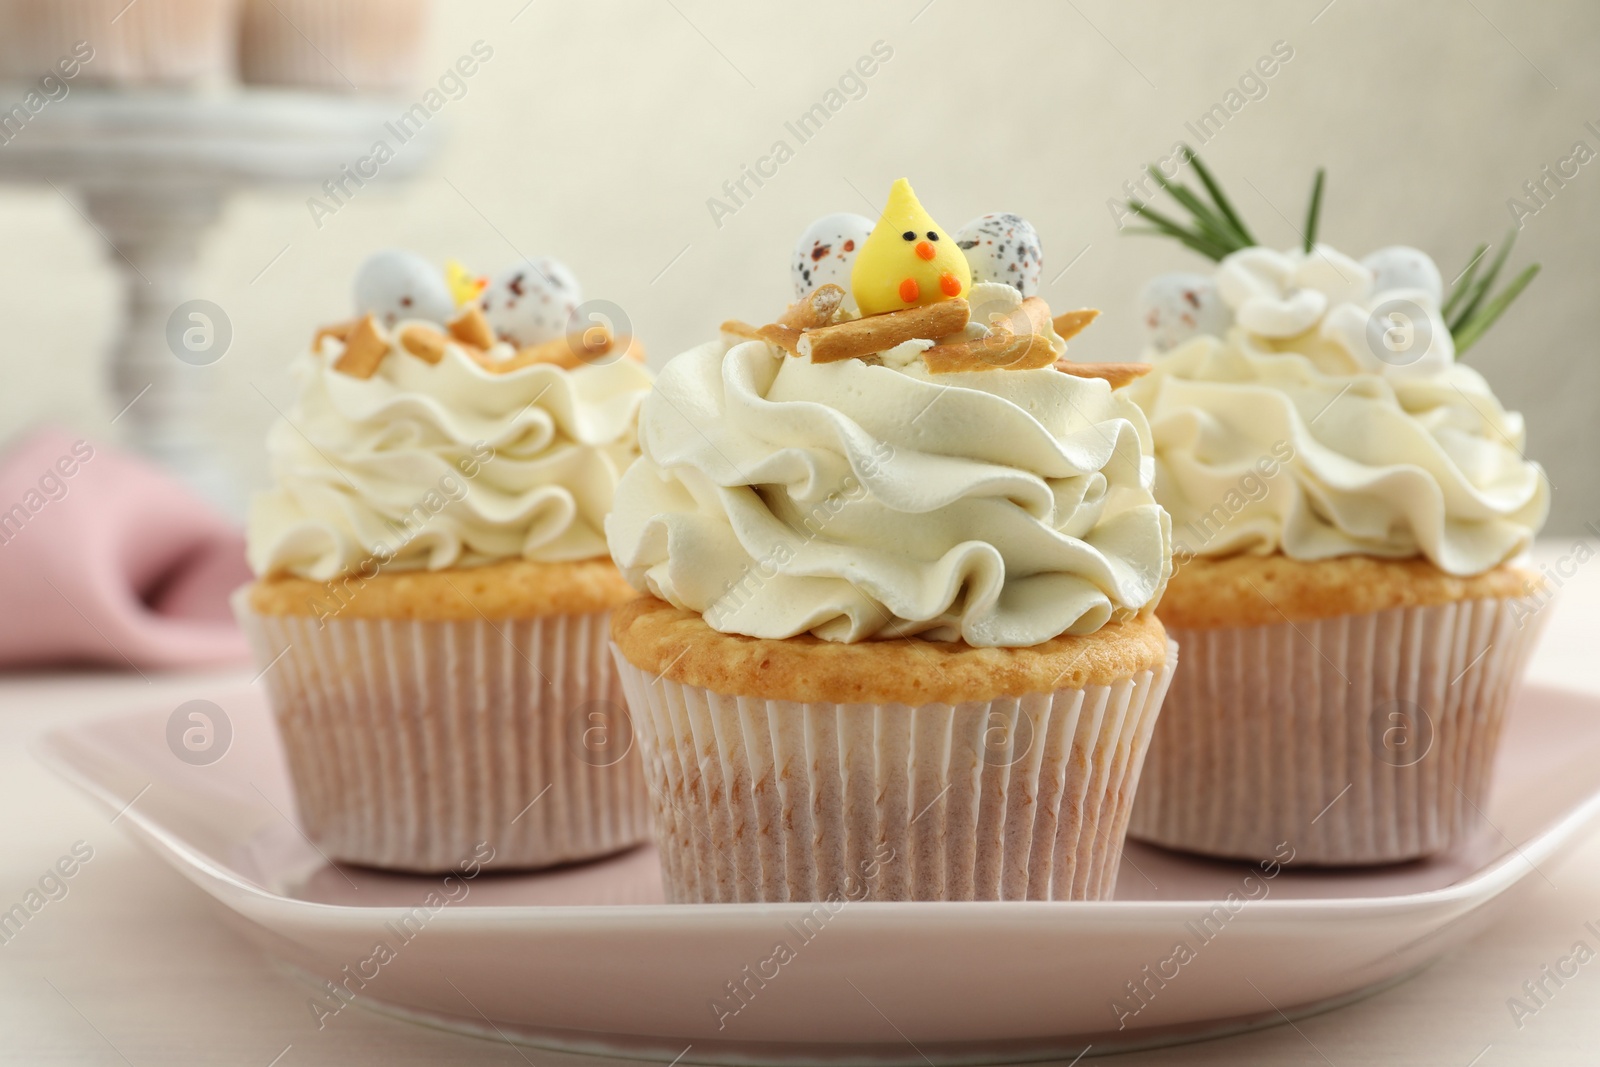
[236,592,651,873]
[1129,594,1549,865]
[238,0,431,91]
[0,0,239,85]
[611,642,1178,903]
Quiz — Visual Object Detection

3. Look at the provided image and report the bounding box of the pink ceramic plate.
[36,683,1600,1065]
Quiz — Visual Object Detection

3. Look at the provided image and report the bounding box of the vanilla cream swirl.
[248,329,652,580]
[1126,331,1548,575]
[606,338,1171,646]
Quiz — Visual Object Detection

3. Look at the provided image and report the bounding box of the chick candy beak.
[915,240,936,261]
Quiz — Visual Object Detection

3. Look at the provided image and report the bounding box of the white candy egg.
[353,249,455,329]
[1139,273,1233,351]
[791,213,874,306]
[1362,246,1443,304]
[954,213,1042,298]
[480,258,583,347]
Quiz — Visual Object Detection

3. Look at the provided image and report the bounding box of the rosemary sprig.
[1450,232,1514,332]
[1302,168,1325,252]
[1124,200,1234,261]
[1147,165,1246,248]
[1454,262,1540,353]
[1186,151,1256,247]
[1122,146,1253,261]
[1441,242,1489,321]
[1123,224,1232,262]
[1121,151,1539,351]
[1447,231,1540,354]
[1452,267,1536,355]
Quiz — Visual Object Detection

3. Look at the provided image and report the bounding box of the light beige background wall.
[1,0,1594,530]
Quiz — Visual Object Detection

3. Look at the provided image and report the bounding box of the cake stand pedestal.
[0,89,439,511]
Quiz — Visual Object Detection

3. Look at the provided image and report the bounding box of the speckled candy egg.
[480,258,583,347]
[792,213,874,306]
[955,213,1042,298]
[353,249,456,329]
[1362,246,1443,304]
[1140,273,1233,351]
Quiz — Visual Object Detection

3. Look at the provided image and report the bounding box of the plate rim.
[34,681,1600,929]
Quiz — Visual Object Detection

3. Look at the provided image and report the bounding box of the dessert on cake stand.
[0,89,438,511]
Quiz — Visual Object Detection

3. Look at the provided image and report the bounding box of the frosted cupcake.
[1121,156,1549,864]
[606,180,1175,903]
[239,250,653,872]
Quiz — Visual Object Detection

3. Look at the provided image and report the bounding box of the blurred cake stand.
[0,88,439,512]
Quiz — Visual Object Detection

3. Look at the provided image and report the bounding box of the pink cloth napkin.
[0,426,251,671]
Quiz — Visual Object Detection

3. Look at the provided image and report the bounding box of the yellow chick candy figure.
[850,178,971,316]
[444,259,488,307]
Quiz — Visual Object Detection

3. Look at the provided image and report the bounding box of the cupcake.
[238,249,654,872]
[1120,155,1550,864]
[0,0,238,86]
[237,0,432,91]
[606,180,1176,903]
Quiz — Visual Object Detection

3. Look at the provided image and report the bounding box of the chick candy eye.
[927,231,939,241]
[902,231,916,241]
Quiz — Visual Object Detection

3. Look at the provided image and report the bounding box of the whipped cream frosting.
[606,320,1171,647]
[1129,244,1547,575]
[249,329,652,580]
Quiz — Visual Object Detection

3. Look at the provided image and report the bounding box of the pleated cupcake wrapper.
[0,0,239,85]
[235,593,651,873]
[1129,595,1550,865]
[238,0,431,90]
[611,641,1178,903]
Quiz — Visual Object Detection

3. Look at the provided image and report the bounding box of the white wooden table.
[1,541,1596,1066]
